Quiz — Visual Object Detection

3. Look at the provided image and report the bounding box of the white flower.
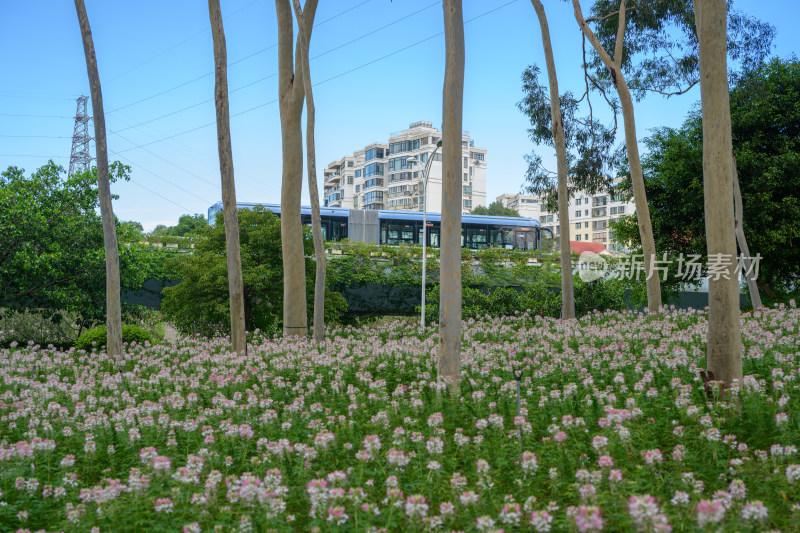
[741,501,768,521]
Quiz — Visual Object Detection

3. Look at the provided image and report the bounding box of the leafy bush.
[75,324,156,352]
[0,309,77,349]
[328,241,635,321]
[162,207,347,338]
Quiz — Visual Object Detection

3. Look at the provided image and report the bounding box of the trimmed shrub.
[75,324,156,352]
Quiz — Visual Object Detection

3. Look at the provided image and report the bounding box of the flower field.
[1,305,799,532]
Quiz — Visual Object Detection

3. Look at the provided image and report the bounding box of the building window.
[463,185,472,195]
[463,173,468,182]
[576,234,582,241]
[353,197,358,206]
[347,161,354,167]
[363,191,384,205]
[471,151,484,161]
[463,156,468,168]
[364,162,384,177]
[585,234,589,240]
[355,170,361,178]
[463,199,472,209]
[355,185,360,193]
[389,139,420,154]
[347,176,353,184]
[574,210,581,218]
[365,147,385,161]
[584,210,589,217]
[364,178,384,190]
[584,221,589,228]
[575,222,581,230]
[388,157,413,171]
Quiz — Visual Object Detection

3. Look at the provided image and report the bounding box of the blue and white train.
[208,202,549,251]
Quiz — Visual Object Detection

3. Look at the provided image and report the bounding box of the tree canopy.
[0,161,164,326]
[471,201,521,218]
[151,213,208,237]
[586,0,775,99]
[161,206,346,337]
[613,57,800,300]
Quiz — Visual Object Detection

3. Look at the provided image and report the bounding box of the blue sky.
[1,0,797,230]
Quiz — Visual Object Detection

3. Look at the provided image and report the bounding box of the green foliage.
[151,213,208,237]
[470,201,521,218]
[162,206,346,337]
[0,161,165,327]
[0,308,77,349]
[517,64,620,205]
[75,324,157,352]
[614,57,800,301]
[586,0,775,99]
[327,241,637,321]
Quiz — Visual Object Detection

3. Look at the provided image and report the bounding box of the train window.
[490,227,514,249]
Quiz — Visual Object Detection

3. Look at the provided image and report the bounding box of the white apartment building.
[497,189,635,253]
[323,121,487,214]
[496,193,541,218]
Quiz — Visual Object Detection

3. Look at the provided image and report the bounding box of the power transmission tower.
[68,95,93,177]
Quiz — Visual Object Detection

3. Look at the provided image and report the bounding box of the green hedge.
[75,324,157,352]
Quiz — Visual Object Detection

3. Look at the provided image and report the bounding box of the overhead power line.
[106,0,375,112]
[110,151,213,205]
[104,0,262,84]
[126,179,197,213]
[113,0,519,154]
[0,154,69,159]
[0,134,70,139]
[0,113,72,119]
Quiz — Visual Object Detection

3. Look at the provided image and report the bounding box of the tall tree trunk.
[531,0,575,319]
[694,0,743,386]
[731,152,762,309]
[291,0,325,343]
[209,0,247,353]
[74,0,122,357]
[274,0,318,337]
[439,0,465,393]
[572,0,662,313]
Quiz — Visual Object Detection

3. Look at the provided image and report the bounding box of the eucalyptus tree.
[291,0,326,343]
[571,0,662,313]
[439,0,465,392]
[73,0,122,356]
[275,0,319,337]
[582,0,773,309]
[527,0,582,319]
[208,0,247,353]
[693,0,742,385]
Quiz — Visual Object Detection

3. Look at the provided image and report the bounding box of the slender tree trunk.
[291,0,325,343]
[209,0,247,353]
[572,0,662,313]
[694,0,743,385]
[731,152,762,309]
[531,0,575,319]
[275,0,318,337]
[74,0,122,357]
[439,0,464,393]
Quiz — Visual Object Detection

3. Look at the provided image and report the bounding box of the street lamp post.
[407,140,442,330]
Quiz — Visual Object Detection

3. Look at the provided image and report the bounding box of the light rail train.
[208,202,549,251]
